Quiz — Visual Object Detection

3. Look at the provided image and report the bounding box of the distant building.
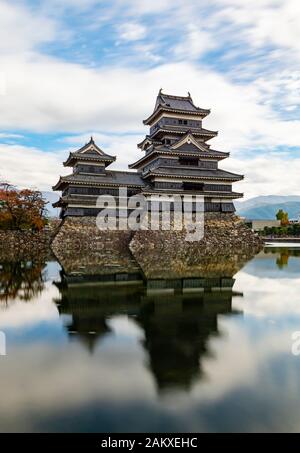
[250,220,281,231]
[53,91,243,218]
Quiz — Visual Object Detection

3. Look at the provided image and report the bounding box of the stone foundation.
[51,217,139,275]
[50,215,262,277]
[129,213,262,278]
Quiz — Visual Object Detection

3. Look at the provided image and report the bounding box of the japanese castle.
[53,91,243,217]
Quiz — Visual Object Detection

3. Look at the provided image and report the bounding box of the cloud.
[0,143,67,190]
[0,56,299,150]
[0,133,23,139]
[0,55,299,197]
[173,24,217,60]
[118,23,147,42]
[0,0,299,199]
[225,155,300,199]
[216,0,300,57]
[0,1,57,54]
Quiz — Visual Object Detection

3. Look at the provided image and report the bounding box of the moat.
[0,247,300,432]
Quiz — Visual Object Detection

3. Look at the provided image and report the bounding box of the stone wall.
[51,214,262,278]
[51,217,139,275]
[129,213,262,278]
[0,219,60,261]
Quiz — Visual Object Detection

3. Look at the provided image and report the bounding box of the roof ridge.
[161,93,191,100]
[105,169,137,174]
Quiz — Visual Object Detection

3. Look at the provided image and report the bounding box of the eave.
[129,149,228,170]
[143,106,210,125]
[52,197,66,208]
[63,153,116,167]
[150,127,218,141]
[53,176,144,191]
[141,189,243,198]
[143,171,244,182]
[137,136,161,149]
[53,177,66,191]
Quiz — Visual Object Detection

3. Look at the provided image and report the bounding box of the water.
[0,247,300,432]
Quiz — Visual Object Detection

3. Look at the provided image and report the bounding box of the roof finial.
[90,136,94,143]
[187,91,191,98]
[159,88,163,95]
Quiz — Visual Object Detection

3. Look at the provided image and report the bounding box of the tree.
[276,209,289,226]
[0,260,45,304]
[0,183,48,231]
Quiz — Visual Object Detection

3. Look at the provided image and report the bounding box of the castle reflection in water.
[52,246,251,392]
[1,247,297,392]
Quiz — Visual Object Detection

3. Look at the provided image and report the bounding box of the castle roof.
[141,188,243,198]
[63,137,116,166]
[149,125,218,141]
[143,90,210,125]
[53,171,146,191]
[129,146,228,170]
[142,166,243,182]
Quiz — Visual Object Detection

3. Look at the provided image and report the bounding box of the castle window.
[183,120,187,125]
[179,120,182,124]
[183,182,204,191]
[179,157,199,166]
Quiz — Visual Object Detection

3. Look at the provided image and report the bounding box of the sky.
[0,0,299,199]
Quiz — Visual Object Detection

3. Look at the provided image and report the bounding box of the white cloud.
[216,0,300,57]
[0,1,57,54]
[173,24,216,60]
[0,133,23,139]
[225,155,300,199]
[0,56,299,197]
[118,22,147,42]
[0,56,299,149]
[0,0,299,199]
[0,143,67,190]
[118,0,175,15]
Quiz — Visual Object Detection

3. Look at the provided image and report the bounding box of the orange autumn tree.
[276,209,289,226]
[0,183,48,231]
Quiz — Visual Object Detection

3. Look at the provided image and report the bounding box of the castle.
[53,90,243,218]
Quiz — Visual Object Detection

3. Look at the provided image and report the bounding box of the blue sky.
[0,0,299,198]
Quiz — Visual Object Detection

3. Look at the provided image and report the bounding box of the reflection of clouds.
[43,261,61,282]
[2,312,300,433]
[193,319,292,399]
[0,316,156,432]
[152,316,300,432]
[0,282,59,330]
[233,270,300,318]
[107,316,145,341]
[2,254,300,431]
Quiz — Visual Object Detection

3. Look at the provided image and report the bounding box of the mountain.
[236,196,300,220]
